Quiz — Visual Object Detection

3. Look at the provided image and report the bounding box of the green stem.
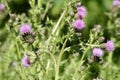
[43,1,51,20]
[55,39,68,80]
[79,65,90,80]
[30,0,35,8]
[85,43,100,47]
[15,40,27,80]
[73,31,95,77]
[15,42,21,60]
[19,65,27,80]
[108,52,113,63]
[3,0,11,15]
[38,0,42,9]
[31,45,46,73]
[73,47,90,77]
[46,9,67,44]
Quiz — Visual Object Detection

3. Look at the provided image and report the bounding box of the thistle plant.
[0,0,120,80]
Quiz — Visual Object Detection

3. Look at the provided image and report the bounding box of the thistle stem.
[55,39,68,80]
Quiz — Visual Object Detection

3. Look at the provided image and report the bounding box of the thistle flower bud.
[93,48,103,57]
[77,6,87,19]
[19,24,31,34]
[28,38,34,44]
[113,0,120,7]
[93,24,101,33]
[10,13,16,20]
[0,3,5,11]
[105,40,115,52]
[73,19,85,31]
[22,55,30,67]
[69,11,74,16]
[99,37,105,42]
[31,31,36,37]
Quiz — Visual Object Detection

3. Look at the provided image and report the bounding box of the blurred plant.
[0,0,120,80]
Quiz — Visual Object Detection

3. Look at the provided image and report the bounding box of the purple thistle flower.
[0,3,5,11]
[73,19,85,31]
[113,0,120,7]
[22,55,30,67]
[77,6,87,19]
[105,40,115,52]
[20,24,31,34]
[93,48,103,57]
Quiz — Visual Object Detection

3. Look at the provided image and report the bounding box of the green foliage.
[0,0,120,80]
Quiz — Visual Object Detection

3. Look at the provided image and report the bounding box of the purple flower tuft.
[0,3,5,11]
[77,6,87,19]
[20,24,31,34]
[113,0,120,7]
[93,48,103,57]
[105,40,115,52]
[22,55,30,67]
[73,19,85,31]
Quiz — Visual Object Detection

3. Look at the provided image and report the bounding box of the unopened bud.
[69,11,74,16]
[99,37,105,42]
[10,13,16,20]
[28,38,34,44]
